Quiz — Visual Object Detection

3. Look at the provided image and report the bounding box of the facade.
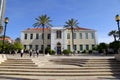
[21,27,97,54]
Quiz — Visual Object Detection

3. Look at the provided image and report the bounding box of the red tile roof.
[25,28,51,31]
[0,37,11,41]
[23,27,94,31]
[66,27,92,30]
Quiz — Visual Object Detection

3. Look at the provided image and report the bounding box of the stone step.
[0,75,119,80]
[0,68,120,73]
[49,62,120,65]
[0,66,120,69]
[0,64,37,67]
[0,71,119,76]
[1,62,35,64]
[51,59,116,61]
[51,61,120,64]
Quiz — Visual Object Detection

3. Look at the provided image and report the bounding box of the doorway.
[57,42,61,54]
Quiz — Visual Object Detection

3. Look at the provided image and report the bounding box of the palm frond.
[33,14,52,28]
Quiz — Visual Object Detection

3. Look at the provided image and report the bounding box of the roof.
[23,28,51,32]
[0,37,11,41]
[22,27,95,32]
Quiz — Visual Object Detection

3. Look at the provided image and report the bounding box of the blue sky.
[4,0,120,43]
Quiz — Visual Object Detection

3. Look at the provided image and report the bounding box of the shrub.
[89,50,93,54]
[82,50,86,53]
[63,49,71,55]
[49,50,56,55]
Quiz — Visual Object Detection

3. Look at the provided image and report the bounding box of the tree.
[108,30,117,41]
[0,24,3,34]
[13,42,24,50]
[33,14,52,55]
[64,18,79,53]
[15,37,21,42]
[109,41,120,53]
[97,43,108,53]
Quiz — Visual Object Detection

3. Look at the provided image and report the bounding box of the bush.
[82,50,86,53]
[49,50,56,55]
[89,50,93,54]
[63,49,71,55]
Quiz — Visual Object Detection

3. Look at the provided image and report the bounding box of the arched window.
[56,30,61,39]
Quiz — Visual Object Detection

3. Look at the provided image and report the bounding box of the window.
[29,45,32,49]
[67,45,70,50]
[67,33,70,39]
[41,45,43,50]
[74,45,77,50]
[73,33,76,39]
[24,34,27,39]
[36,33,39,39]
[35,45,39,50]
[56,30,61,39]
[24,45,26,49]
[91,33,95,39]
[30,34,33,39]
[80,45,83,51]
[79,33,82,39]
[48,34,51,39]
[92,45,95,49]
[86,45,89,50]
[85,33,88,39]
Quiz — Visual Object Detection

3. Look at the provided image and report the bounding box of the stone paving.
[0,53,119,80]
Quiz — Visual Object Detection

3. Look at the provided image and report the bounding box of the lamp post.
[2,17,9,53]
[116,14,120,40]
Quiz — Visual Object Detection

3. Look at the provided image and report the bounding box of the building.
[0,0,6,35]
[0,36,13,43]
[21,27,97,54]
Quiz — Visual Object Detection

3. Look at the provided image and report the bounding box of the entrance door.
[57,42,61,54]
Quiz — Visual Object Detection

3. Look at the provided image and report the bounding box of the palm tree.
[33,14,52,55]
[0,24,3,34]
[64,18,79,53]
[108,30,117,41]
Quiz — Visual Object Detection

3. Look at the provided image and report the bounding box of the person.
[29,49,32,57]
[20,49,24,57]
[36,49,39,57]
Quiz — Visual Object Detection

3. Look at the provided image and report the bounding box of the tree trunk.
[71,27,74,54]
[43,24,45,55]
[113,35,116,42]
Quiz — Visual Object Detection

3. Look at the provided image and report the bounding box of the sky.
[4,0,120,43]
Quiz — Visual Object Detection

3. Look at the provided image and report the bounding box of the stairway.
[0,58,120,80]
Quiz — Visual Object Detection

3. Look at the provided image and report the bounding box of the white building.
[21,27,97,54]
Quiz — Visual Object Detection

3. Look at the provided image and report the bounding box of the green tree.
[15,37,21,42]
[108,30,117,41]
[109,41,120,53]
[33,14,52,55]
[64,18,79,53]
[13,42,24,50]
[97,43,108,53]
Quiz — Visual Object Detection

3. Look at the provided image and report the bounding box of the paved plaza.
[0,53,120,80]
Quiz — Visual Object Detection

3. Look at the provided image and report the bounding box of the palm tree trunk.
[43,24,45,55]
[113,35,116,42]
[71,27,74,54]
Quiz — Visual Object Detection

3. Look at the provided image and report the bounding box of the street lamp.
[2,17,9,53]
[116,14,120,40]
